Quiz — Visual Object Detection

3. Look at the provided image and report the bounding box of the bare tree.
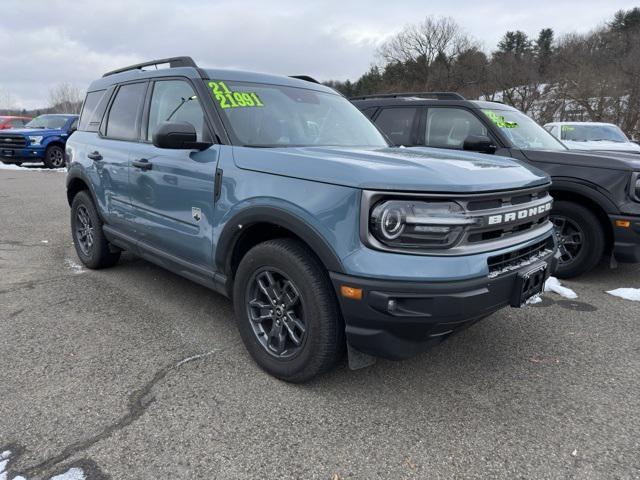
[0,88,17,115]
[378,16,475,90]
[48,83,83,114]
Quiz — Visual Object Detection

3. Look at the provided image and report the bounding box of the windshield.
[207,80,388,148]
[25,115,69,130]
[482,109,566,151]
[560,124,628,142]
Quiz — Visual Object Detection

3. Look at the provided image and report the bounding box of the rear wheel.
[43,145,65,168]
[233,238,344,382]
[71,191,120,269]
[551,200,604,278]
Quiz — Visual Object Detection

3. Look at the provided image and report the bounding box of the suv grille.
[0,135,26,148]
[488,237,554,277]
[456,185,553,246]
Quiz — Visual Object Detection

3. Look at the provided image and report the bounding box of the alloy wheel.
[246,268,307,358]
[48,148,64,167]
[75,205,95,256]
[551,214,584,267]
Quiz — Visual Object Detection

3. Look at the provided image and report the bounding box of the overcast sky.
[1,0,637,109]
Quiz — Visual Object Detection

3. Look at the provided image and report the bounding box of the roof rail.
[350,92,466,101]
[289,75,320,84]
[102,56,199,77]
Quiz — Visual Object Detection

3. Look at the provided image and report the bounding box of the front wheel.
[71,191,121,269]
[43,145,65,168]
[233,238,345,382]
[550,200,605,278]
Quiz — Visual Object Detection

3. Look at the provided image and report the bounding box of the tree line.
[325,8,640,138]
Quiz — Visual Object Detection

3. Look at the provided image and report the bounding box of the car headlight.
[632,172,640,201]
[28,136,43,146]
[369,200,477,249]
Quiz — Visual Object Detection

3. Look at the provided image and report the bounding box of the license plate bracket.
[510,262,548,308]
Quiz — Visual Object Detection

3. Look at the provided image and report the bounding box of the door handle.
[87,151,102,161]
[132,159,153,171]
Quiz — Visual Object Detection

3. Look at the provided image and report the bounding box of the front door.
[128,79,218,267]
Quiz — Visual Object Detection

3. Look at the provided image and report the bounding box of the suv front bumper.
[610,215,640,263]
[330,249,557,360]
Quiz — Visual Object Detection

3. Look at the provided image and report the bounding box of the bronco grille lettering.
[487,202,552,226]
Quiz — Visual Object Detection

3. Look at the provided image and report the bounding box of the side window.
[146,80,204,142]
[79,90,107,132]
[10,119,24,128]
[425,108,488,149]
[69,119,78,131]
[374,107,417,146]
[105,83,147,140]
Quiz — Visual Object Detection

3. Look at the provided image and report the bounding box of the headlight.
[28,135,43,145]
[631,173,640,202]
[370,200,476,249]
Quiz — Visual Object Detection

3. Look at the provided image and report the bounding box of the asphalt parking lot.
[1,168,639,480]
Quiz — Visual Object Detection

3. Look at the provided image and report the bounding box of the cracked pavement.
[1,169,639,479]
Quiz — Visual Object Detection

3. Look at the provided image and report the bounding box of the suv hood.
[0,128,64,136]
[521,148,640,171]
[562,140,640,153]
[234,146,549,192]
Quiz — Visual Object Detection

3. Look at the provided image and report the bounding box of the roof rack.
[350,92,466,101]
[289,75,320,84]
[102,56,199,77]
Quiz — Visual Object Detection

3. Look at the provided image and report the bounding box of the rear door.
[95,81,148,233]
[127,78,219,267]
[371,107,420,146]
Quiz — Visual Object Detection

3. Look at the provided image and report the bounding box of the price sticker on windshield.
[209,81,264,109]
[483,110,518,128]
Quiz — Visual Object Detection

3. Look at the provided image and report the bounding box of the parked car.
[352,93,640,278]
[544,121,640,154]
[66,57,556,381]
[0,116,32,130]
[0,114,79,168]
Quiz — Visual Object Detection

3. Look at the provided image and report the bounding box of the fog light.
[616,220,631,228]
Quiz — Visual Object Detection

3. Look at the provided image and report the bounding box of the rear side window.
[425,107,488,149]
[374,107,418,146]
[146,80,204,141]
[105,83,147,140]
[79,90,107,132]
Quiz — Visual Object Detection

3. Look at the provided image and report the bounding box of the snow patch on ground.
[526,294,543,305]
[607,288,640,302]
[0,450,85,480]
[64,258,86,275]
[0,163,65,173]
[544,276,577,299]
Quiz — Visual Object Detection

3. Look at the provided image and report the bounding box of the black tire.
[71,191,120,269]
[233,238,345,382]
[551,200,605,278]
[43,145,65,168]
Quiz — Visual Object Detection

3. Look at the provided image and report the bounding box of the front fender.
[214,201,347,275]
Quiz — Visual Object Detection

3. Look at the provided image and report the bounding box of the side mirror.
[68,127,77,135]
[463,135,496,154]
[152,122,211,150]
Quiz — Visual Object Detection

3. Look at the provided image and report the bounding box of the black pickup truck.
[352,93,640,278]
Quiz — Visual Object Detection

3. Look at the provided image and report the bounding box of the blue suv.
[66,57,557,381]
[0,114,79,168]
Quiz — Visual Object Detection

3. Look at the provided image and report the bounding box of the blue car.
[66,57,557,382]
[0,114,78,168]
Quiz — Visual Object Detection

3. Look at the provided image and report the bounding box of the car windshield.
[560,124,628,142]
[206,80,388,148]
[482,109,566,151]
[25,115,69,130]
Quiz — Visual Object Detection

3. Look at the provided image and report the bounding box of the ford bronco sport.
[66,58,556,382]
[352,93,640,278]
